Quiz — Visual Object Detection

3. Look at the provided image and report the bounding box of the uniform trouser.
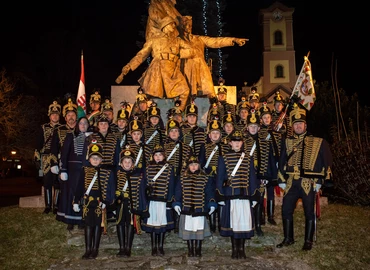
[281,179,315,221]
[43,171,60,190]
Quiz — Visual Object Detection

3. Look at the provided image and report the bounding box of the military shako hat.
[236,97,250,115]
[147,102,161,119]
[229,130,244,141]
[152,144,166,156]
[90,90,101,104]
[120,145,135,163]
[129,117,144,134]
[185,101,198,117]
[248,87,260,102]
[222,111,235,126]
[101,98,114,112]
[273,90,285,105]
[259,101,272,117]
[166,119,181,135]
[290,103,307,125]
[247,109,260,126]
[207,119,222,133]
[117,101,130,121]
[208,103,221,122]
[87,139,103,159]
[187,155,200,166]
[136,87,148,104]
[97,114,109,123]
[62,98,78,117]
[48,101,61,116]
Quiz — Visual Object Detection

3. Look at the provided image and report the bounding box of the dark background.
[1,0,368,106]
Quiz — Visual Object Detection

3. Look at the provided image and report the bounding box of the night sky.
[1,1,368,106]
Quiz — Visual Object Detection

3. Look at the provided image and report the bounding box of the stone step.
[19,195,44,208]
[19,187,44,208]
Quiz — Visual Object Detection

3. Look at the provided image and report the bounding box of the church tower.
[258,1,296,101]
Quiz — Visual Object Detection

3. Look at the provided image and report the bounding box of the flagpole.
[77,50,86,118]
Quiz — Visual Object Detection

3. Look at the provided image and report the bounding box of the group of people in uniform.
[34,84,332,260]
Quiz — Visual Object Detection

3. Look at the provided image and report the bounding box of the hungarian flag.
[292,56,316,110]
[77,51,86,119]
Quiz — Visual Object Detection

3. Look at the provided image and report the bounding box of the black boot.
[82,226,93,259]
[261,201,266,225]
[238,238,246,259]
[267,200,277,225]
[195,240,202,257]
[43,188,52,214]
[89,226,102,259]
[52,189,60,215]
[302,220,315,251]
[187,240,194,257]
[231,237,238,259]
[209,213,216,233]
[116,225,125,257]
[157,232,165,256]
[276,219,295,248]
[217,208,221,232]
[125,225,135,257]
[254,203,264,236]
[151,232,157,256]
[173,209,179,233]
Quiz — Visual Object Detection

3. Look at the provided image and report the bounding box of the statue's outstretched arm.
[115,64,131,84]
[234,38,249,46]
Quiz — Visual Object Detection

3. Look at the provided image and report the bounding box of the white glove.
[209,206,215,215]
[60,172,68,181]
[73,204,80,212]
[51,166,59,175]
[279,183,286,190]
[315,184,322,192]
[252,201,257,208]
[174,205,181,216]
[100,202,106,209]
[218,201,225,206]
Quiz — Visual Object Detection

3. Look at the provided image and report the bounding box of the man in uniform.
[271,90,291,136]
[181,100,205,156]
[130,88,149,127]
[276,103,332,251]
[35,101,62,214]
[199,118,224,232]
[113,101,131,150]
[86,90,102,131]
[248,87,260,111]
[101,98,118,133]
[50,98,78,215]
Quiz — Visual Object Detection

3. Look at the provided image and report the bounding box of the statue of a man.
[115,16,192,111]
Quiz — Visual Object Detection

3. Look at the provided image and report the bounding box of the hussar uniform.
[173,155,217,257]
[86,90,102,131]
[141,144,176,256]
[35,101,61,214]
[235,97,250,133]
[216,130,260,259]
[50,98,78,215]
[73,141,115,259]
[113,102,132,149]
[128,118,150,172]
[199,119,224,232]
[144,103,165,159]
[277,104,332,251]
[115,146,148,257]
[181,102,205,156]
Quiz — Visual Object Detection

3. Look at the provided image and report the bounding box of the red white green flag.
[292,56,316,110]
[77,51,86,118]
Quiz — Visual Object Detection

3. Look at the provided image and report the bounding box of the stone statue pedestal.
[111,85,237,128]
